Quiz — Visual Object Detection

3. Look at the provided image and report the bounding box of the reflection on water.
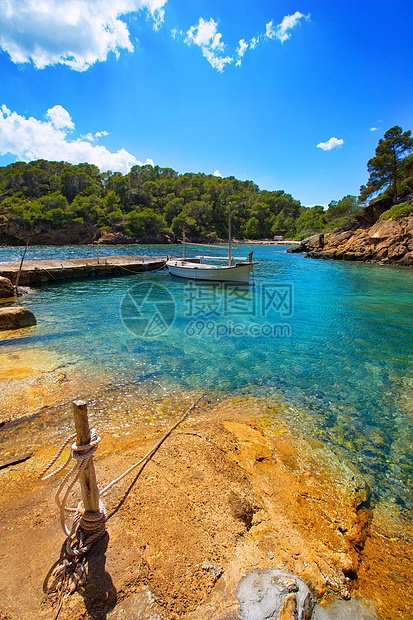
[1,244,413,514]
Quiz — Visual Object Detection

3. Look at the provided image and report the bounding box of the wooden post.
[15,240,29,297]
[72,400,100,513]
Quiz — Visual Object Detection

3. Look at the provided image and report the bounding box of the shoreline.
[0,386,413,620]
[1,246,413,618]
[1,350,413,618]
[0,239,300,253]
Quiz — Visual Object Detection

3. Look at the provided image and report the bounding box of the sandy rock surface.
[0,397,412,620]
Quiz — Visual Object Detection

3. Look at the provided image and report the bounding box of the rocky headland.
[288,197,413,266]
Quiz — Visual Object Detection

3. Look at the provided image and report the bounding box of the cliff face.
[0,217,171,246]
[0,216,100,245]
[289,215,413,266]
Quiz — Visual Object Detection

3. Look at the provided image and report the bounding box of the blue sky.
[0,0,412,206]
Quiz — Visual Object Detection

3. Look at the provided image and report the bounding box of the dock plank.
[0,255,167,285]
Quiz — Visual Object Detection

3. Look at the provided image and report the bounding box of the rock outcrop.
[0,216,100,245]
[93,230,135,245]
[289,215,413,266]
[0,276,14,298]
[0,306,36,330]
[0,216,173,246]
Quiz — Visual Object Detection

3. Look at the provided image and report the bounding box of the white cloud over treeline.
[0,0,167,71]
[0,104,152,173]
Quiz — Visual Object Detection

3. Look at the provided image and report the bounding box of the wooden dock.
[0,255,167,285]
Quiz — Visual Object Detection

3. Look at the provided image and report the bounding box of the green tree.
[325,195,362,226]
[360,126,413,203]
[245,216,260,239]
[164,197,184,225]
[125,208,166,237]
[171,213,199,237]
[294,205,327,238]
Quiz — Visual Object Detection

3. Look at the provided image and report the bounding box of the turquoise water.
[2,243,413,513]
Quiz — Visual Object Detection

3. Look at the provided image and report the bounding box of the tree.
[245,216,260,239]
[360,126,413,203]
[325,195,360,224]
[125,208,166,237]
[294,205,327,237]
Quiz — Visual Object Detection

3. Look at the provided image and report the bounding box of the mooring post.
[72,400,100,513]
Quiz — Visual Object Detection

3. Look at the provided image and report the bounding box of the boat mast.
[228,202,232,266]
[182,229,186,260]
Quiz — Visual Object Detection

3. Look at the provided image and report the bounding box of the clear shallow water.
[1,244,413,513]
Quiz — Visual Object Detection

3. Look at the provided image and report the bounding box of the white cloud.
[0,104,151,173]
[185,17,233,72]
[266,12,310,43]
[370,127,378,131]
[46,105,75,130]
[249,36,259,50]
[213,170,222,177]
[265,21,276,39]
[0,0,168,71]
[317,137,344,151]
[182,10,310,71]
[171,28,182,39]
[236,39,248,66]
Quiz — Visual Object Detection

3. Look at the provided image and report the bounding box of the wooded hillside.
[0,160,342,244]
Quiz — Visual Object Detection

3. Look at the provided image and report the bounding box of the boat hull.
[166,260,252,283]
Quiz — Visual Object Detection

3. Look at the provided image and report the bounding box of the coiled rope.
[40,428,106,557]
[40,394,205,558]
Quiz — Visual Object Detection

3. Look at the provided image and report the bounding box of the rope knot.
[67,500,107,557]
[71,428,100,463]
[39,426,106,555]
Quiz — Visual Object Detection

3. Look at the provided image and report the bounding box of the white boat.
[166,205,254,283]
[166,258,253,283]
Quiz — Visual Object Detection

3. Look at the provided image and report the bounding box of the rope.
[100,393,205,496]
[65,499,107,557]
[41,393,205,557]
[41,429,105,547]
[41,393,205,615]
[117,260,167,274]
[41,428,106,612]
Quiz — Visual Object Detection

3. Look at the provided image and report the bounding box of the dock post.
[15,240,29,296]
[72,400,100,513]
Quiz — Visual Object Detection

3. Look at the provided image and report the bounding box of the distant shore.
[235,239,301,245]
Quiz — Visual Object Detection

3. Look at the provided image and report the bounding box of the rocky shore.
[0,387,412,620]
[289,198,413,266]
[0,217,171,246]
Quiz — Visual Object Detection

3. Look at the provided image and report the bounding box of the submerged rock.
[107,587,167,619]
[313,596,379,619]
[0,276,14,298]
[236,568,316,619]
[0,306,36,330]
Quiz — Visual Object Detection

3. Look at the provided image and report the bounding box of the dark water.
[1,243,413,513]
